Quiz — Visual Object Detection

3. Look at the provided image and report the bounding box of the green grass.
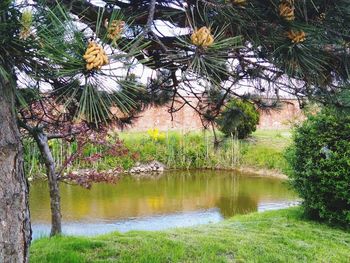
[24,129,292,177]
[238,130,291,171]
[30,207,350,262]
[110,129,291,171]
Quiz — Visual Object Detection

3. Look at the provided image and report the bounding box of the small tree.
[216,99,260,139]
[18,96,128,236]
[13,4,145,238]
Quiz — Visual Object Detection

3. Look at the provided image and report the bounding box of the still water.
[30,170,298,239]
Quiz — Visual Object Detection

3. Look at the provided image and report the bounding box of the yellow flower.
[147,128,165,142]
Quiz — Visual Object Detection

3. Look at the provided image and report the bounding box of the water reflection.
[30,170,298,238]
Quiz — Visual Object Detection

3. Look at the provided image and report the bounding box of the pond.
[30,170,299,239]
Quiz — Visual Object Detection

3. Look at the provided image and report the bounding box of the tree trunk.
[0,76,31,262]
[33,132,62,236]
[211,122,220,150]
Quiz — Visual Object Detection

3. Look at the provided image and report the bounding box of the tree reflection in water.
[30,170,297,227]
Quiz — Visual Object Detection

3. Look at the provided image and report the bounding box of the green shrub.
[285,109,350,226]
[216,99,260,139]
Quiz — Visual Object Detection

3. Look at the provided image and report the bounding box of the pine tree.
[0,1,142,261]
[0,2,32,261]
[55,0,350,106]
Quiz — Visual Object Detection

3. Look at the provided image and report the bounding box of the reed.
[23,129,290,178]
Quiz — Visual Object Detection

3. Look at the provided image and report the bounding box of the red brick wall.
[257,100,304,129]
[121,99,304,132]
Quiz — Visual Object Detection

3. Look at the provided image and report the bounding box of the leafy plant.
[285,108,350,226]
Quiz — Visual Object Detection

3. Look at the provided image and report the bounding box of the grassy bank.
[24,129,291,177]
[30,207,350,262]
[120,129,290,170]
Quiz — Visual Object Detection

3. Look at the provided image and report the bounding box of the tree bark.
[0,76,31,262]
[33,132,62,236]
[211,122,220,150]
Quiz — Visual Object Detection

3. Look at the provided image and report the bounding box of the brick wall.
[257,100,304,129]
[120,98,304,132]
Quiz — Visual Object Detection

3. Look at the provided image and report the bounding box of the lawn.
[30,207,350,262]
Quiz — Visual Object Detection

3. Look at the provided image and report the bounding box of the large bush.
[286,109,350,226]
[216,99,260,139]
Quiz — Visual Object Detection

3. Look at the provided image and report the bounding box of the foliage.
[216,99,260,139]
[25,130,290,176]
[5,0,350,174]
[60,130,131,188]
[30,208,350,262]
[286,109,350,226]
[23,127,134,188]
[17,0,349,117]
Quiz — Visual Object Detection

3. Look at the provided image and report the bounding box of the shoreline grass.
[30,207,350,262]
[24,129,291,178]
